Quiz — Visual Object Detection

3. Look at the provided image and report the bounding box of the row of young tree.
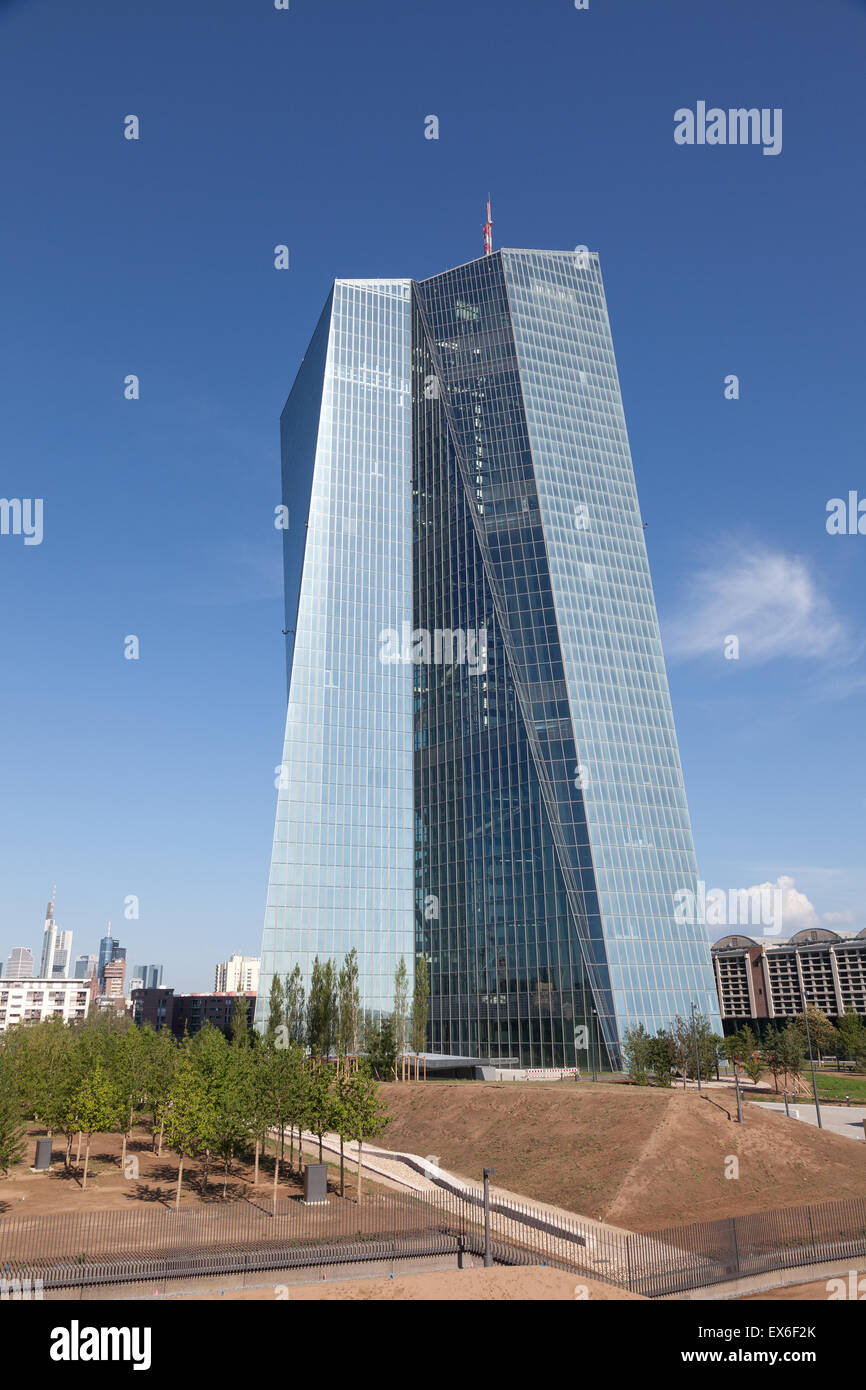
[622,1005,866,1089]
[264,948,430,1061]
[0,1009,392,1202]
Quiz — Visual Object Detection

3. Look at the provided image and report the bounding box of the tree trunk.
[254,1137,260,1186]
[318,1131,323,1163]
[82,1135,91,1191]
[289,1124,294,1175]
[273,1150,280,1212]
[280,1123,285,1162]
[158,1119,164,1157]
[223,1159,229,1198]
[202,1149,210,1197]
[76,1131,82,1164]
[357,1140,364,1202]
[65,1134,73,1169]
[340,1137,345,1197]
[175,1153,184,1210]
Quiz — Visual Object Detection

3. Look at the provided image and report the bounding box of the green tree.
[283,965,306,1047]
[185,1024,231,1195]
[307,957,337,1060]
[338,1064,392,1202]
[778,1024,804,1091]
[71,1063,123,1191]
[649,1029,677,1087]
[138,1024,175,1155]
[0,1055,26,1176]
[165,1050,217,1209]
[622,1024,652,1085]
[365,1013,397,1081]
[393,957,409,1057]
[283,1045,311,1178]
[109,1025,152,1179]
[265,973,285,1045]
[762,1025,784,1092]
[231,993,252,1048]
[735,1024,764,1085]
[265,1043,306,1204]
[19,1016,78,1145]
[837,1012,866,1068]
[791,1005,838,1061]
[411,954,430,1055]
[211,1047,253,1197]
[337,949,361,1057]
[306,1062,335,1165]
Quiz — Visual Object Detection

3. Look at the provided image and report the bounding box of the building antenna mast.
[483,196,493,256]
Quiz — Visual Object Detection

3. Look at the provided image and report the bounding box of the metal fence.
[630,1195,866,1297]
[2,1186,865,1296]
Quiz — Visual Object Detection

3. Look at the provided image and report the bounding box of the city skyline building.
[256,245,721,1067]
[38,894,63,978]
[0,975,92,1032]
[51,930,73,979]
[133,963,164,990]
[214,954,260,995]
[74,953,98,980]
[4,947,35,981]
[102,957,126,998]
[96,928,125,991]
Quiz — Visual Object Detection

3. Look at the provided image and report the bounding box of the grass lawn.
[750,1073,866,1103]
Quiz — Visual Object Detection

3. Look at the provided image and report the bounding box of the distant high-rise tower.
[132,964,164,990]
[102,958,126,998]
[50,931,73,979]
[96,926,124,991]
[74,953,98,980]
[4,947,35,981]
[38,892,58,977]
[214,955,259,994]
[256,247,721,1067]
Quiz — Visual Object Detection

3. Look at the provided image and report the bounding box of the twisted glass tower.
[256,249,721,1067]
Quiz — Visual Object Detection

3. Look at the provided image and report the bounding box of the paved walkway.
[753,1101,866,1141]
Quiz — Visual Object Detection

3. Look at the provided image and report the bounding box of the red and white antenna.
[482,196,493,256]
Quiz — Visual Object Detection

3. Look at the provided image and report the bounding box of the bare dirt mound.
[378,1083,866,1231]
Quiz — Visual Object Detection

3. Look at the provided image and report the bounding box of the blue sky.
[0,0,863,989]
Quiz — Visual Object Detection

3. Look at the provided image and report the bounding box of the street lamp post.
[799,987,824,1130]
[482,1168,495,1267]
[691,1002,702,1093]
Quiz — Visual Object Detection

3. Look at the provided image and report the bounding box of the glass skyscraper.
[256,248,721,1068]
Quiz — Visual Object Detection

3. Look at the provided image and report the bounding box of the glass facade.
[256,280,415,1022]
[257,250,720,1064]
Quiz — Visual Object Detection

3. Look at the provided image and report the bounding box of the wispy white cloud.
[663,545,848,665]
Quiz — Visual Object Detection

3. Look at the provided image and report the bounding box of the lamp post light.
[799,986,823,1130]
[482,1168,495,1267]
[691,1001,702,1093]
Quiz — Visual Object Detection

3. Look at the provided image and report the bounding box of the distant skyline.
[1,0,864,991]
